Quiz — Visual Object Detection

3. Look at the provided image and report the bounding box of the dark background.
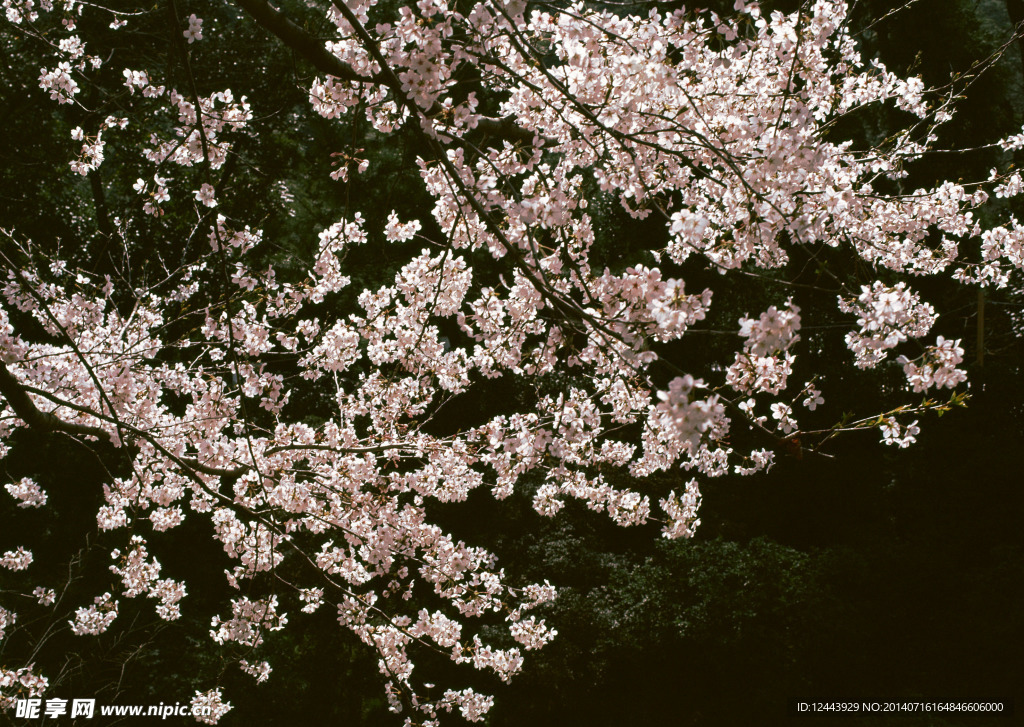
[1,1,1022,725]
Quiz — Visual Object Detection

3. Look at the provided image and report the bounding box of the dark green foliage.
[482,383,1023,727]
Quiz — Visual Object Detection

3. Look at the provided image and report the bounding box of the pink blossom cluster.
[0,666,48,710]
[5,477,46,508]
[839,283,938,370]
[190,689,232,725]
[110,537,187,620]
[727,300,801,395]
[0,547,33,572]
[3,0,1022,722]
[0,607,15,640]
[210,596,287,648]
[69,593,118,636]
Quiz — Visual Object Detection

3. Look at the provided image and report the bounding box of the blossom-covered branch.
[1,0,1021,723]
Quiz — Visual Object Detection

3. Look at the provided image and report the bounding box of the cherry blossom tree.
[0,0,1021,722]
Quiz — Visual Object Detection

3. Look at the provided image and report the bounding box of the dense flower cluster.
[190,689,232,725]
[4,477,46,508]
[0,547,32,572]
[0,0,1017,722]
[69,593,118,636]
[0,666,48,710]
[109,537,187,620]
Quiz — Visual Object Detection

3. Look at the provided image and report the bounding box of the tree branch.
[0,362,113,442]
[232,0,539,145]
[234,0,375,83]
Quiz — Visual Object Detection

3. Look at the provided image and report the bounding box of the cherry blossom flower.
[194,183,217,208]
[183,14,202,44]
[239,660,272,684]
[32,587,56,607]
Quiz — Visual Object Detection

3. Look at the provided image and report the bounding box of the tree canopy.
[0,0,1022,724]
